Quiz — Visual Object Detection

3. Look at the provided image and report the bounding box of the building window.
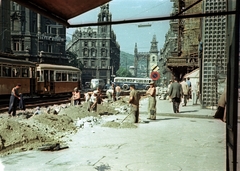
[102,41,106,47]
[99,70,107,76]
[13,40,20,51]
[102,61,106,67]
[47,45,52,52]
[83,48,88,57]
[13,20,20,31]
[83,61,88,67]
[92,41,95,47]
[91,61,95,67]
[84,41,88,47]
[21,40,24,51]
[101,49,107,57]
[152,56,155,62]
[91,49,96,57]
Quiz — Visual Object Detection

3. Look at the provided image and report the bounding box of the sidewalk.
[140,97,217,119]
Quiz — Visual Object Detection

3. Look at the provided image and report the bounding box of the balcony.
[166,54,199,68]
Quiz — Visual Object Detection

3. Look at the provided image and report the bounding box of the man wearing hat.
[146,81,156,120]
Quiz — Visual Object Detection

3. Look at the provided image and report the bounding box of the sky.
[66,0,173,55]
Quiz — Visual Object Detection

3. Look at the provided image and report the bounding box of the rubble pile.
[0,96,137,156]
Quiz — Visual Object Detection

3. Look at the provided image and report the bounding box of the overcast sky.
[66,0,173,54]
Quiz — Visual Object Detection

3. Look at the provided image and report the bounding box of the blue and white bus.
[113,77,152,90]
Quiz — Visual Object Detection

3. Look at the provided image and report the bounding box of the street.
[1,99,225,171]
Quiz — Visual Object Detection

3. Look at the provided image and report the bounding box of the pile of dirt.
[0,96,136,156]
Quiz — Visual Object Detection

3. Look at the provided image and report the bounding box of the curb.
[141,112,215,119]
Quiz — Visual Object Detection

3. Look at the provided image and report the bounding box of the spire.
[134,43,138,54]
[149,35,159,53]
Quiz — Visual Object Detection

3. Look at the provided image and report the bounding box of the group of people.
[72,86,103,112]
[168,77,200,113]
[106,83,122,102]
[128,81,157,123]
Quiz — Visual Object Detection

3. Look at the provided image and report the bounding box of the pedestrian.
[168,77,183,113]
[115,84,121,100]
[186,77,192,99]
[8,83,21,117]
[112,83,116,101]
[129,84,140,123]
[72,87,81,105]
[181,78,189,106]
[191,81,198,105]
[168,80,173,102]
[196,82,200,104]
[146,81,156,120]
[214,80,227,122]
[89,92,98,112]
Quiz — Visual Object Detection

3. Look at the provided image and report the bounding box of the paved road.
[1,99,226,171]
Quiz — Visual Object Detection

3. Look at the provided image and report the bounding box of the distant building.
[134,35,159,78]
[67,4,120,84]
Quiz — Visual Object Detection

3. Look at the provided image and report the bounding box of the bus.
[113,77,152,90]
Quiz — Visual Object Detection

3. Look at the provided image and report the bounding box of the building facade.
[68,4,120,84]
[0,0,11,53]
[0,1,68,64]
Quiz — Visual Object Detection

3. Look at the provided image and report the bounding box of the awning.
[11,0,111,27]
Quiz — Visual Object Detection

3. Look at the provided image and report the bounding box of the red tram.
[0,57,36,96]
[0,57,81,97]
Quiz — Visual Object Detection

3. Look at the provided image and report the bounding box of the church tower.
[148,35,159,74]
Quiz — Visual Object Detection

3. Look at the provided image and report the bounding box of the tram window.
[50,71,54,81]
[37,71,40,81]
[72,74,78,81]
[3,66,11,77]
[69,73,73,81]
[22,68,29,77]
[62,73,67,81]
[56,73,61,81]
[12,67,21,77]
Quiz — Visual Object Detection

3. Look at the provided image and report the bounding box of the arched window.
[91,49,96,57]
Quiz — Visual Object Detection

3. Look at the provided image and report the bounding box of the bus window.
[56,72,61,81]
[62,73,67,81]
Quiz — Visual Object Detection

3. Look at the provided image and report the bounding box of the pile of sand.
[0,96,137,156]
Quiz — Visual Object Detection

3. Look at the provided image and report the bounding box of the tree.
[66,50,84,70]
[116,67,133,77]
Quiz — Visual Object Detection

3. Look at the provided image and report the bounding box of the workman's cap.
[149,81,155,85]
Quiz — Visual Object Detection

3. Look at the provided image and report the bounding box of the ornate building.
[68,4,120,84]
[2,1,68,64]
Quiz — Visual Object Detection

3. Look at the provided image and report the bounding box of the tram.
[0,57,36,97]
[36,64,81,95]
[0,57,81,97]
